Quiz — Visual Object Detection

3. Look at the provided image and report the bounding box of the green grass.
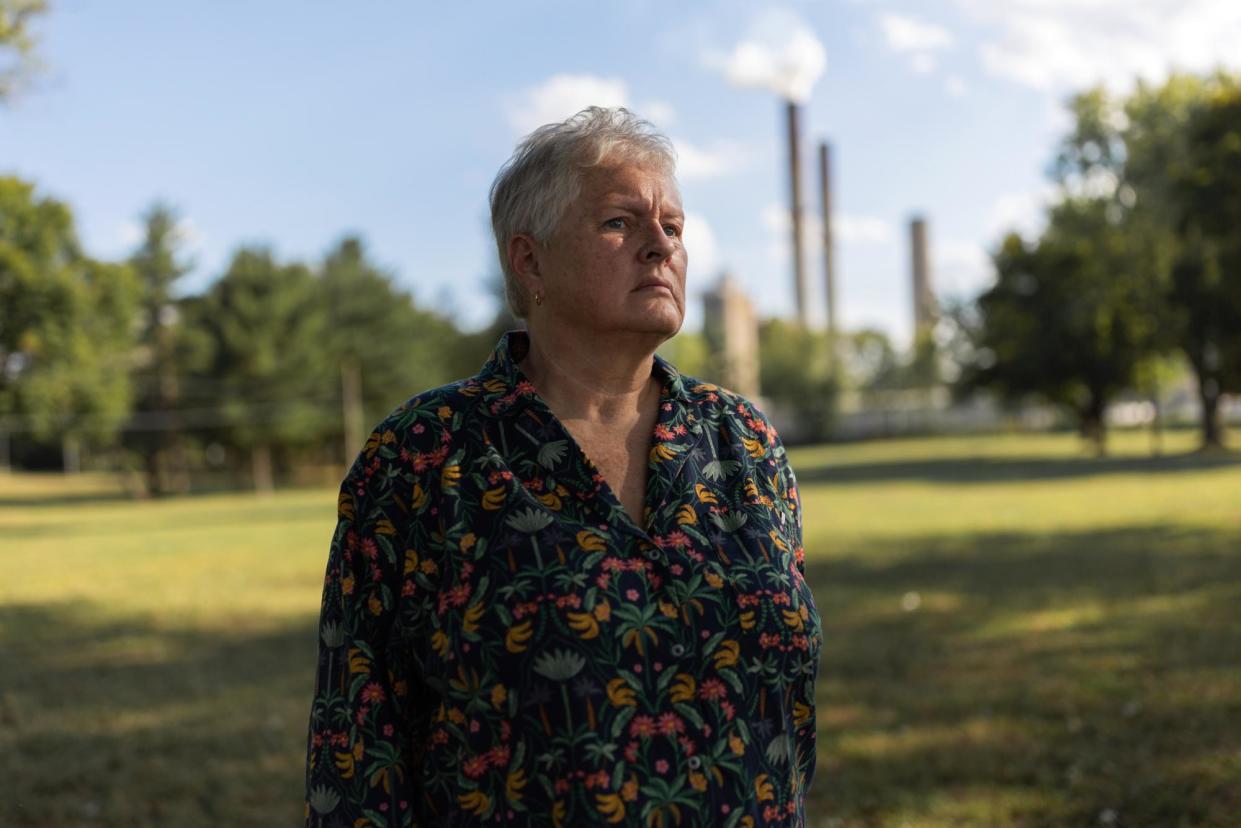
[795,429,1241,827]
[1,429,1239,826]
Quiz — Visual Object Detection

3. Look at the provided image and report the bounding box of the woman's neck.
[517,327,662,426]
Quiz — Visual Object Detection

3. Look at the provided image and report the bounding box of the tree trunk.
[157,338,191,495]
[252,443,275,494]
[1149,386,1163,458]
[1199,375,1223,450]
[165,436,191,494]
[63,435,81,474]
[1079,394,1108,458]
[144,450,161,498]
[341,358,365,468]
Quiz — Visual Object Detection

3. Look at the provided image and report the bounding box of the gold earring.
[534,291,544,306]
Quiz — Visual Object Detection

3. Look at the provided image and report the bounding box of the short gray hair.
[489,106,677,318]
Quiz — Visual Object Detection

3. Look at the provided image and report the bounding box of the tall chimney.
[818,141,837,338]
[910,215,935,335]
[786,100,809,327]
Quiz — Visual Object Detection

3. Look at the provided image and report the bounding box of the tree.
[126,202,195,494]
[194,247,329,492]
[839,328,901,393]
[656,329,710,379]
[963,198,1166,454]
[1054,74,1241,448]
[319,236,465,459]
[0,0,47,102]
[1166,82,1241,447]
[0,177,139,467]
[758,319,837,443]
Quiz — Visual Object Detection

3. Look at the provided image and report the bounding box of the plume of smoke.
[703,9,827,103]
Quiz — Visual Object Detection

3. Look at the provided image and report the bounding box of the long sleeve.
[772,424,819,800]
[306,449,424,827]
[303,333,825,825]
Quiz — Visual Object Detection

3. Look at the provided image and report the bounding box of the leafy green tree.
[1054,74,1241,448]
[839,327,901,393]
[758,319,837,442]
[126,202,195,493]
[656,329,710,379]
[0,176,139,465]
[964,198,1165,454]
[1166,82,1241,447]
[319,236,466,454]
[445,271,525,386]
[194,247,329,491]
[0,0,47,102]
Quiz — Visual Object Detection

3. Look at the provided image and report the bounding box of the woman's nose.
[642,224,676,261]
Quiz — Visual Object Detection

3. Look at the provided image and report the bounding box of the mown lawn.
[1,429,1238,827]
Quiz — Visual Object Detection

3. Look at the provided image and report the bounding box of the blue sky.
[6,1,1240,346]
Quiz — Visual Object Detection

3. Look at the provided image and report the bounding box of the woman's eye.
[604,218,626,230]
[663,224,681,237]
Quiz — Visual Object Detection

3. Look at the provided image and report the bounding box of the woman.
[306,107,821,827]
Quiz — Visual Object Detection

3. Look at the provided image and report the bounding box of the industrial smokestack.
[818,141,837,337]
[909,215,935,335]
[786,100,809,327]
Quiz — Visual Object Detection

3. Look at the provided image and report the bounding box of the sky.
[6,0,1241,348]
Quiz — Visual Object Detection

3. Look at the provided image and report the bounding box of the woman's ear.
[507,234,545,300]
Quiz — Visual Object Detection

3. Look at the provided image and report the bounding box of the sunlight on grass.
[2,431,1239,826]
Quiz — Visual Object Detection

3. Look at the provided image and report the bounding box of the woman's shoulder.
[674,372,781,435]
[347,375,491,477]
[384,376,488,429]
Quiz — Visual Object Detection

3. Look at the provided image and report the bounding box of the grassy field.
[2,429,1239,827]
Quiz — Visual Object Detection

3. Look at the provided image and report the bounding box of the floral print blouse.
[306,331,821,827]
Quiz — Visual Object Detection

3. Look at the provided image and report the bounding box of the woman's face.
[533,160,688,342]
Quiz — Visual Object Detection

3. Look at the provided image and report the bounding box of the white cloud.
[641,99,677,127]
[944,74,969,97]
[957,0,1241,94]
[835,214,895,245]
[761,203,824,260]
[672,138,749,180]
[877,12,956,79]
[762,204,895,257]
[986,186,1056,241]
[910,53,938,75]
[935,239,993,297]
[506,75,631,135]
[118,220,144,248]
[879,12,955,53]
[702,9,827,103]
[683,212,720,278]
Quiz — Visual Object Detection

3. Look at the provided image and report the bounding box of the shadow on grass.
[3,497,332,541]
[0,491,138,510]
[3,524,1239,828]
[795,450,1241,487]
[0,604,319,828]
[0,480,334,510]
[804,524,1241,827]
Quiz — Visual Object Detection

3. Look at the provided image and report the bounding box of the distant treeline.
[0,185,522,492]
[2,72,1240,491]
[0,179,921,492]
